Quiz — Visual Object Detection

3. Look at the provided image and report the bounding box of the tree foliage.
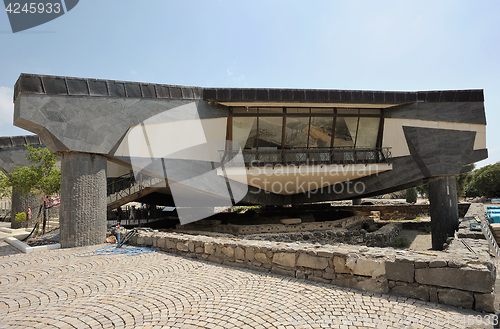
[405,188,418,203]
[2,146,60,198]
[466,162,500,198]
[456,164,475,199]
[0,171,11,198]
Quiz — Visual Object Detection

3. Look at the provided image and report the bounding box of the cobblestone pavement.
[0,242,495,329]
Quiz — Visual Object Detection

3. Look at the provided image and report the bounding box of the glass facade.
[230,107,381,150]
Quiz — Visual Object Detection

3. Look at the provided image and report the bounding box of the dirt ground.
[398,229,432,250]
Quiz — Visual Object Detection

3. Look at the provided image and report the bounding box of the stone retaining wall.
[242,222,401,247]
[128,228,496,313]
[333,203,471,221]
[176,215,369,235]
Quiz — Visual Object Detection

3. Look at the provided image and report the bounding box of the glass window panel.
[233,117,258,149]
[286,108,310,114]
[257,117,282,148]
[285,117,309,148]
[334,117,358,147]
[310,108,333,114]
[233,107,257,114]
[356,117,380,148]
[259,107,283,114]
[308,117,333,148]
[359,109,381,115]
[337,108,359,115]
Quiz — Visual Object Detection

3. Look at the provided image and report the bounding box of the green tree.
[456,164,475,199]
[0,171,11,198]
[415,185,428,199]
[466,162,500,198]
[405,188,418,203]
[412,164,475,201]
[2,146,60,233]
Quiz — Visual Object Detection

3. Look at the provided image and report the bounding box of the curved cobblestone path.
[0,241,494,329]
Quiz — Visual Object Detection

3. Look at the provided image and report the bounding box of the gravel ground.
[25,228,59,246]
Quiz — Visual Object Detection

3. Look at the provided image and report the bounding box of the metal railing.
[220,147,391,168]
[107,172,164,205]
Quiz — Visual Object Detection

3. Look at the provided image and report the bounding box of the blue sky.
[0,0,498,167]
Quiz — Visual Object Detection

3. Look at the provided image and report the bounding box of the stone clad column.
[428,176,458,250]
[60,152,107,248]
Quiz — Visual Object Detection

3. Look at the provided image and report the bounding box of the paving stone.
[0,242,493,329]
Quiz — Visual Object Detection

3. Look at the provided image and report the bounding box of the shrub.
[15,212,26,223]
[405,188,418,203]
[391,236,411,248]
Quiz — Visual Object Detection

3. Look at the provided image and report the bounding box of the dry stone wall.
[333,204,471,221]
[128,228,496,313]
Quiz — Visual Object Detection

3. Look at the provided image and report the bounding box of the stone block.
[438,288,473,309]
[447,259,465,268]
[296,270,306,279]
[245,246,255,261]
[356,278,389,294]
[429,287,438,303]
[136,235,145,245]
[323,273,334,280]
[414,260,428,269]
[428,260,447,268]
[272,253,296,268]
[177,242,189,252]
[266,251,273,258]
[331,274,358,289]
[188,242,195,252]
[222,247,234,258]
[317,250,334,258]
[474,293,496,313]
[271,266,295,277]
[308,276,330,284]
[144,235,153,246]
[157,237,166,250]
[235,247,245,260]
[195,247,204,253]
[385,261,414,283]
[254,253,269,263]
[280,218,301,225]
[207,255,222,264]
[347,258,385,278]
[204,243,215,254]
[297,254,328,270]
[166,240,176,250]
[333,257,350,274]
[390,283,429,301]
[415,267,493,293]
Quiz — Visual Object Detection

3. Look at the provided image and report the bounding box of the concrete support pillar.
[60,152,107,248]
[11,189,41,229]
[429,176,458,250]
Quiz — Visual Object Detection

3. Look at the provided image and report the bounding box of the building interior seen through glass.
[231,107,381,150]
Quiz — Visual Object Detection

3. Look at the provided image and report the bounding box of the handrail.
[220,147,391,167]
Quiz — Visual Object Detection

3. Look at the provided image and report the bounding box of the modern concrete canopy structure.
[12,73,487,249]
[0,135,45,228]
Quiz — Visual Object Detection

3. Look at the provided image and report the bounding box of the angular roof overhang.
[14,73,484,107]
